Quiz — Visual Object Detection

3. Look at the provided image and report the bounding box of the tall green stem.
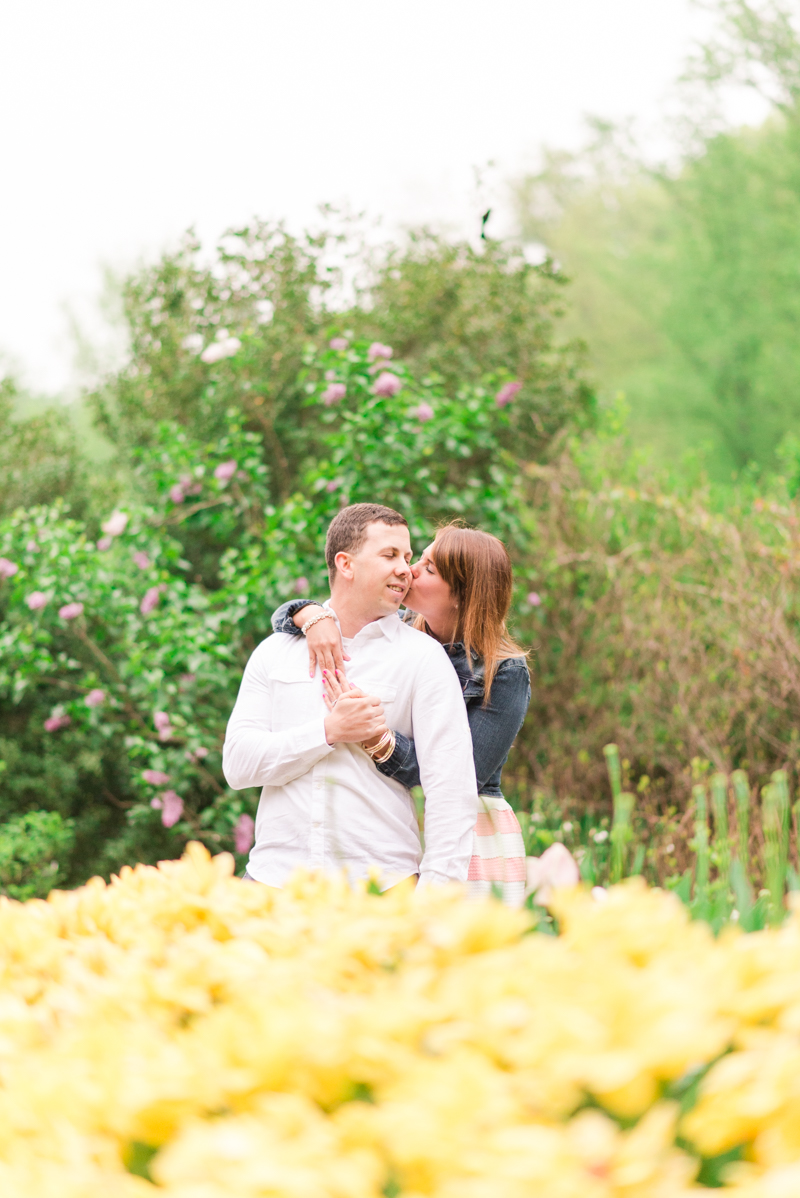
[710,772,730,883]
[692,783,711,919]
[731,769,751,874]
[605,743,634,884]
[762,772,790,925]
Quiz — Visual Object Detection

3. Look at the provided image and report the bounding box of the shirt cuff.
[304,713,336,755]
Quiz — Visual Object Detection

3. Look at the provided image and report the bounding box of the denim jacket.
[272,599,531,799]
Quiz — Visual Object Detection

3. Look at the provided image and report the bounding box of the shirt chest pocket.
[350,680,397,711]
[270,671,319,730]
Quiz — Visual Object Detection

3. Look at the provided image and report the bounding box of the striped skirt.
[466,794,526,907]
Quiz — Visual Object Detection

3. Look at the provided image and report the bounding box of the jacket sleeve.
[376,731,421,790]
[271,599,320,636]
[466,662,531,790]
[222,639,334,789]
[378,662,531,793]
[407,645,478,887]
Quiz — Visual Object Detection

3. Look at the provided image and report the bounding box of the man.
[223,503,478,889]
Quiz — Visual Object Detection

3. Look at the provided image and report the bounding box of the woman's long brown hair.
[413,525,526,702]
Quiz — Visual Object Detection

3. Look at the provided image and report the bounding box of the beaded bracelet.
[300,610,335,635]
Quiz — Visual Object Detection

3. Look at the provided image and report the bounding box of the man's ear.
[334,550,354,581]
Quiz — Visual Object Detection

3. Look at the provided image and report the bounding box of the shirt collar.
[323,600,401,642]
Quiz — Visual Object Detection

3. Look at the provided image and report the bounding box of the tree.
[513,1,800,476]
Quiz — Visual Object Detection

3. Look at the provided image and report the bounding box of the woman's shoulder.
[495,653,530,675]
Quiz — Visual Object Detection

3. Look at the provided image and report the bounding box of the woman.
[272,525,531,905]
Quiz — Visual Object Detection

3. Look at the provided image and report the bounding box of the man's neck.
[328,592,385,640]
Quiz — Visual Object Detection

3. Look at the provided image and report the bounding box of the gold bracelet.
[363,730,391,757]
[372,732,396,764]
[364,730,396,764]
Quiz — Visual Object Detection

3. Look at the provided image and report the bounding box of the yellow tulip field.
[2,843,800,1196]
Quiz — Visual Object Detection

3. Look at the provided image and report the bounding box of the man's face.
[344,522,412,615]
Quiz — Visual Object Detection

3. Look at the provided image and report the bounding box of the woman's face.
[405,543,458,632]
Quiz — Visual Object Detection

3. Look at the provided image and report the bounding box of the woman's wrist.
[362,729,396,764]
[292,603,325,630]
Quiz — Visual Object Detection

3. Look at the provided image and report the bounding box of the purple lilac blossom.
[234,813,255,854]
[496,381,522,407]
[322,383,346,406]
[101,511,128,536]
[143,769,171,785]
[59,602,84,620]
[140,586,161,615]
[44,713,71,732]
[373,372,402,398]
[160,791,184,827]
[214,460,237,482]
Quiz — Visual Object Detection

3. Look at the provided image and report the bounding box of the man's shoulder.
[395,621,450,665]
[250,631,305,668]
[395,619,436,647]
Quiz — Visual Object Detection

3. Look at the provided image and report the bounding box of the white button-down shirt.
[222,605,478,889]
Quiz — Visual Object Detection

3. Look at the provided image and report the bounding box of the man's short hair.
[325,503,408,584]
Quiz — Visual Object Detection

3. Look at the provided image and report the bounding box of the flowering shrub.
[0,338,537,884]
[88,221,590,489]
[2,843,800,1194]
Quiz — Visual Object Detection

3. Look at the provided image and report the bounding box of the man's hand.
[293,604,351,678]
[323,670,387,745]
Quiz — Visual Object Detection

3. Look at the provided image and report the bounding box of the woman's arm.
[271,598,350,677]
[271,599,318,635]
[376,661,531,792]
[375,730,422,789]
[464,663,530,789]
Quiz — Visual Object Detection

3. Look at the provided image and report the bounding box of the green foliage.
[0,328,563,883]
[525,743,800,933]
[0,810,74,900]
[513,3,800,475]
[507,400,800,823]
[10,142,800,894]
[0,378,91,519]
[88,221,591,503]
[352,232,593,446]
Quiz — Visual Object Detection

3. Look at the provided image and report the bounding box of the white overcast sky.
[1,0,710,395]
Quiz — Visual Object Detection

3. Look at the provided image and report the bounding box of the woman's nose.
[410,561,421,579]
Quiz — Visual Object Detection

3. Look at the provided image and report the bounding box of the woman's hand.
[323,668,388,749]
[293,605,351,678]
